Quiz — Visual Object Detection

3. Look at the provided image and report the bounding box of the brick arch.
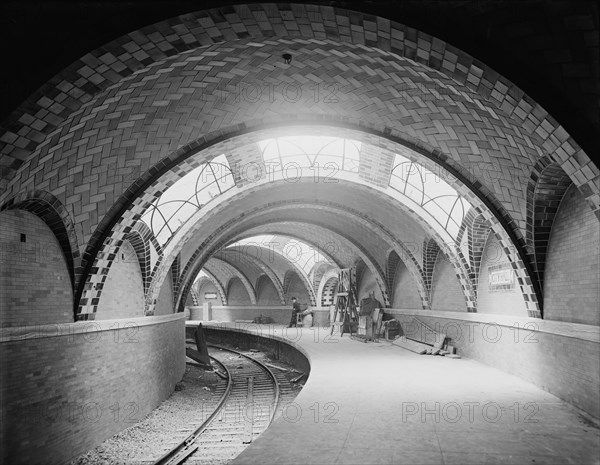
[226,277,253,306]
[165,185,465,316]
[70,119,541,319]
[283,269,315,306]
[170,254,181,309]
[124,230,150,294]
[527,157,573,295]
[0,5,594,319]
[354,259,366,293]
[422,238,441,301]
[212,256,257,305]
[195,273,227,306]
[220,249,286,305]
[255,274,283,305]
[2,3,594,209]
[311,261,336,296]
[320,276,339,308]
[469,214,492,298]
[385,250,401,304]
[0,190,80,309]
[227,232,342,281]
[189,288,200,306]
[130,220,161,294]
[233,227,384,295]
[228,243,322,303]
[174,211,395,313]
[182,218,394,309]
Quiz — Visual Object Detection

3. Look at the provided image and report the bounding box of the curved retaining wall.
[186,322,311,376]
[187,305,330,327]
[387,309,600,419]
[0,313,186,465]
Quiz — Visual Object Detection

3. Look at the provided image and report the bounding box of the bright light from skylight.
[389,154,471,238]
[140,154,235,245]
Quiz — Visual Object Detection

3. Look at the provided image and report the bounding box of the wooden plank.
[409,317,446,350]
[392,336,429,354]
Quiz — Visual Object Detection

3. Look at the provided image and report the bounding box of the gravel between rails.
[67,350,305,465]
[67,362,222,465]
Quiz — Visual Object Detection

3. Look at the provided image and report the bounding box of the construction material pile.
[392,317,461,358]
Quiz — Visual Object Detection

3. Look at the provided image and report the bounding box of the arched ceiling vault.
[218,247,287,305]
[205,257,258,304]
[195,270,228,305]
[4,5,593,320]
[178,222,396,311]
[224,221,427,306]
[193,275,227,306]
[169,186,461,313]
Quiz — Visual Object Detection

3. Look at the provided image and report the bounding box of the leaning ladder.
[330,268,358,336]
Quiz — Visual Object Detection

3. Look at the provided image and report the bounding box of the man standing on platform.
[288,297,301,328]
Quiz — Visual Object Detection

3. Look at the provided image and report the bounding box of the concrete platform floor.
[196,323,600,465]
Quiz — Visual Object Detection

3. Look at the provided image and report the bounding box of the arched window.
[389,154,471,238]
[141,154,234,245]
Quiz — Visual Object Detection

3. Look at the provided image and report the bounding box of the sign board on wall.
[204,292,218,299]
[488,263,515,291]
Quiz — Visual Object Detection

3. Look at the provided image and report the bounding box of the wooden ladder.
[330,268,358,336]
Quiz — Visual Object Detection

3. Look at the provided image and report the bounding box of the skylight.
[389,154,471,238]
[259,136,361,174]
[141,154,235,245]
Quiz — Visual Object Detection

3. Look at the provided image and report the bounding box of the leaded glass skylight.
[259,136,361,173]
[389,154,471,238]
[141,154,234,245]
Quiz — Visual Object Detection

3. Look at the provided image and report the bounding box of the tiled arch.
[0,190,80,307]
[0,4,596,320]
[422,238,441,302]
[385,250,401,304]
[195,272,227,306]
[231,224,387,295]
[1,3,595,214]
[283,269,315,306]
[311,261,336,295]
[220,249,286,305]
[124,230,150,294]
[179,243,295,312]
[75,121,526,318]
[255,274,282,305]
[469,213,492,298]
[317,269,340,307]
[170,203,404,314]
[189,287,200,306]
[526,157,573,293]
[210,256,257,305]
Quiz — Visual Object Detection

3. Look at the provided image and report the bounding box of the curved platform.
[189,321,600,465]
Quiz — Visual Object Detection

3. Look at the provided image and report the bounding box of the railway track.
[154,344,291,465]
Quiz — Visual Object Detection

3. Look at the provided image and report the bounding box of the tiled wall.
[197,280,220,306]
[430,252,467,312]
[154,268,174,315]
[388,310,600,419]
[256,276,281,305]
[201,305,291,325]
[95,239,144,320]
[0,315,185,464]
[284,271,311,307]
[0,210,72,326]
[227,277,252,306]
[357,266,384,303]
[477,232,528,316]
[544,185,600,325]
[391,259,422,309]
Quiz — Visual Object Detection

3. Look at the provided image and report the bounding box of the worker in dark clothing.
[288,297,302,327]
